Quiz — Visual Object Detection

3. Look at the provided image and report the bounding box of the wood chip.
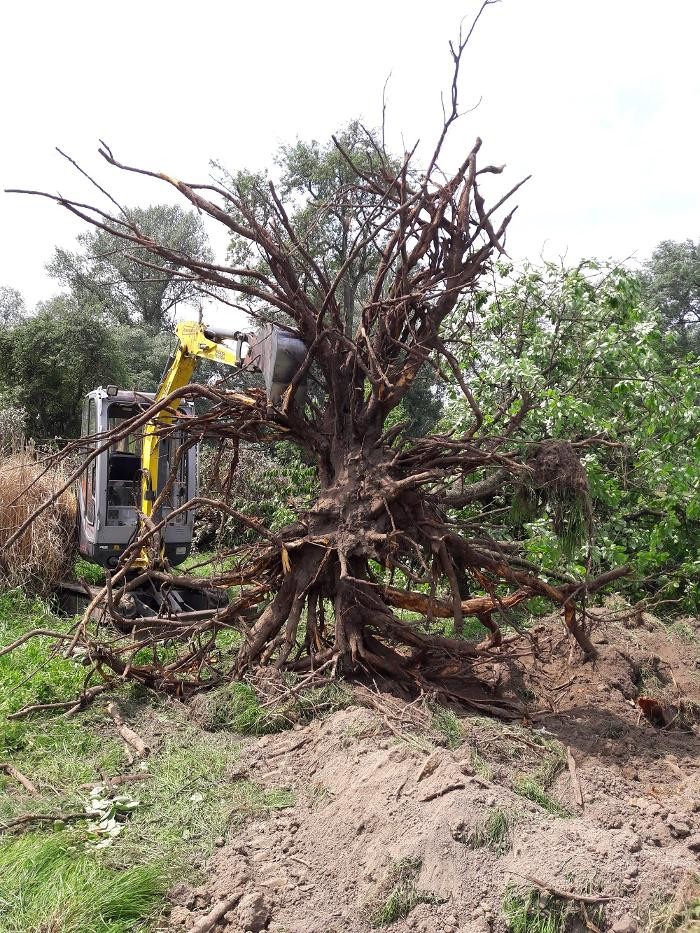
[1,763,38,796]
[419,781,466,802]
[188,895,240,933]
[107,702,150,758]
[416,751,442,783]
[566,746,584,809]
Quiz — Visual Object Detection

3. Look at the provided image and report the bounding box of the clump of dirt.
[164,612,700,933]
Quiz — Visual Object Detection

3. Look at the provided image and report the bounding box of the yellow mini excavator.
[73,320,306,615]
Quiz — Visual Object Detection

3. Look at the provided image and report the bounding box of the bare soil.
[164,610,700,933]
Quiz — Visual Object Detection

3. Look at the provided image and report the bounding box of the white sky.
[1,0,698,313]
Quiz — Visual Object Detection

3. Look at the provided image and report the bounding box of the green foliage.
[367,857,444,927]
[110,324,175,392]
[199,678,352,735]
[430,704,464,749]
[0,590,87,755]
[48,204,213,328]
[74,557,106,585]
[0,833,166,933]
[219,682,291,736]
[459,808,512,854]
[512,776,571,818]
[197,442,318,549]
[502,884,573,933]
[0,296,125,437]
[0,285,26,327]
[443,259,700,612]
[643,238,700,354]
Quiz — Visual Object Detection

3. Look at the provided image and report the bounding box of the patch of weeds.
[513,776,571,818]
[342,718,383,745]
[199,679,352,735]
[666,621,699,644]
[295,681,352,719]
[430,703,464,749]
[0,831,166,933]
[533,743,566,789]
[470,746,493,780]
[457,808,512,854]
[366,857,444,928]
[112,726,243,868]
[676,699,700,730]
[634,656,670,698]
[502,884,573,933]
[74,557,105,585]
[0,591,86,729]
[518,686,538,703]
[200,681,291,735]
[229,780,296,819]
[601,721,625,739]
[646,876,700,933]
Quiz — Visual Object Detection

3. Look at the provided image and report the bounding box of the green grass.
[199,678,351,735]
[366,857,444,927]
[0,833,166,932]
[512,777,571,818]
[502,884,573,933]
[430,704,464,749]
[74,557,106,585]
[646,878,700,933]
[0,589,298,928]
[533,742,566,789]
[469,746,493,779]
[459,808,512,854]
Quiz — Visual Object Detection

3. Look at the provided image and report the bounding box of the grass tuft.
[646,876,700,933]
[502,884,573,933]
[512,777,571,818]
[0,832,166,933]
[459,808,511,854]
[366,857,444,927]
[430,704,464,750]
[199,679,352,735]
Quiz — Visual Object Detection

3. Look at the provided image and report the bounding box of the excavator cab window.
[106,402,144,526]
[82,397,98,525]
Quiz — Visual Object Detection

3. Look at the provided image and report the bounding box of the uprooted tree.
[5,24,630,716]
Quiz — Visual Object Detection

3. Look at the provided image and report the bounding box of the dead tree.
[5,23,629,714]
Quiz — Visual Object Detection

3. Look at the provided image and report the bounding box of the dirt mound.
[164,614,700,933]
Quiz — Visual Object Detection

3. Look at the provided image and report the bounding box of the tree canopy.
[47,203,213,328]
[0,297,123,438]
[643,237,700,354]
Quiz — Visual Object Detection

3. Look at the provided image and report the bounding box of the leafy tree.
[642,238,700,354]
[110,325,174,392]
[0,297,124,438]
[445,260,700,611]
[0,287,26,327]
[47,204,213,328]
[277,122,390,335]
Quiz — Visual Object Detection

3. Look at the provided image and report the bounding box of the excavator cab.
[76,321,307,574]
[77,388,197,568]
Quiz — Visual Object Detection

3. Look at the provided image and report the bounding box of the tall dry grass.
[0,446,77,594]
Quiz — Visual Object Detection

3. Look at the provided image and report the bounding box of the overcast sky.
[1,0,698,312]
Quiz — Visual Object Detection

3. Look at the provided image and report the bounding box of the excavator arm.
[139,320,249,522]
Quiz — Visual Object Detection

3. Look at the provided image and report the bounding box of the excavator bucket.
[248,323,308,405]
